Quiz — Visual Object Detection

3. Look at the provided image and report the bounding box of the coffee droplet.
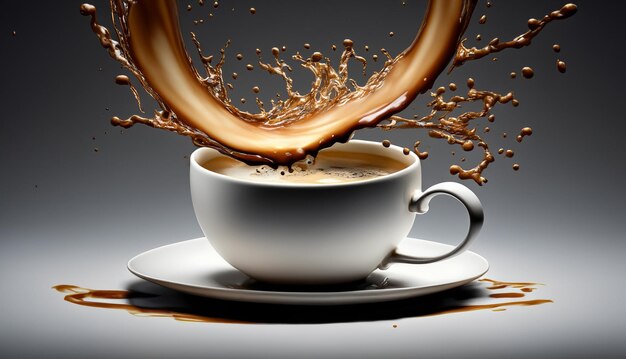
[382,140,391,148]
[450,165,461,175]
[249,7,256,14]
[516,127,533,142]
[372,54,378,62]
[462,140,474,151]
[304,43,310,49]
[186,4,192,11]
[510,72,517,79]
[449,83,457,91]
[513,164,520,171]
[521,67,534,79]
[240,98,246,104]
[553,44,561,52]
[488,114,495,122]
[479,15,487,24]
[232,72,238,80]
[403,147,410,155]
[505,149,514,157]
[236,53,243,60]
[252,86,260,93]
[476,34,482,41]
[246,64,253,71]
[114,75,130,85]
[311,52,323,62]
[559,3,578,18]
[389,31,395,37]
[527,18,541,30]
[498,148,504,154]
[557,60,567,73]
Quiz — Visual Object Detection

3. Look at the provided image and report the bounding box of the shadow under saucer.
[123,279,488,324]
[52,277,552,325]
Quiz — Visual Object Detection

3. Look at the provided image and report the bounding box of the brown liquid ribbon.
[87,0,477,166]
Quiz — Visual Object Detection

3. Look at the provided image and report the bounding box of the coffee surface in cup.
[202,150,407,184]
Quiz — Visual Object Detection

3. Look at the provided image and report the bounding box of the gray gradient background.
[1,0,625,358]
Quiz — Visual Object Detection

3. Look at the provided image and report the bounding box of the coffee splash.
[377,3,577,184]
[52,278,551,324]
[452,3,578,68]
[79,0,475,163]
[81,1,576,184]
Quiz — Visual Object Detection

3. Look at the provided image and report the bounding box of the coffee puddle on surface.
[53,278,551,325]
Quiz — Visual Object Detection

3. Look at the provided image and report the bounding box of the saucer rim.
[127,237,489,305]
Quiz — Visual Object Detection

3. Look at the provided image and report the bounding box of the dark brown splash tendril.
[452,3,577,69]
[378,81,514,184]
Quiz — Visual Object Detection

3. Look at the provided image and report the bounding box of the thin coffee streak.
[452,4,578,68]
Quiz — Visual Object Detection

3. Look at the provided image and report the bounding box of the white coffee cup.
[190,140,483,285]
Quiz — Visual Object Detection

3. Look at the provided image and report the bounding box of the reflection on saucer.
[52,278,552,325]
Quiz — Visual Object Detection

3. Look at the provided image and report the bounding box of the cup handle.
[379,182,484,269]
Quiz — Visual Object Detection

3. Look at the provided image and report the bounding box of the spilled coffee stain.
[53,277,552,324]
[433,299,552,316]
[489,292,526,299]
[426,278,552,315]
[52,285,243,324]
[480,278,544,290]
[480,277,549,303]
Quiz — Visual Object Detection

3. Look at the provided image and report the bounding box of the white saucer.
[127,238,489,305]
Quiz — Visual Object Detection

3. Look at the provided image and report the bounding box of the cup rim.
[190,139,419,188]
